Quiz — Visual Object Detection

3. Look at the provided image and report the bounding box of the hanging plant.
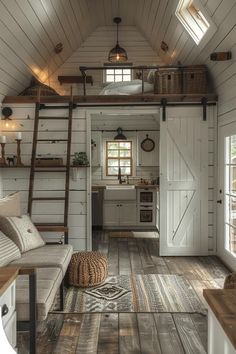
[72,152,89,166]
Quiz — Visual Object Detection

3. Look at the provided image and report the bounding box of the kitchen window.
[106,141,133,176]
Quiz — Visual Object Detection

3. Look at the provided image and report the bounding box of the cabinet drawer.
[4,311,17,349]
[0,282,15,327]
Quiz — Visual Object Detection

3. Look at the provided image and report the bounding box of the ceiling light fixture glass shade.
[114,127,127,140]
[108,17,128,63]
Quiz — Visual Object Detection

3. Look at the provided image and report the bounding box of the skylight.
[176,0,210,45]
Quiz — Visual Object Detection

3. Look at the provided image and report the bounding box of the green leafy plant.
[72,152,89,166]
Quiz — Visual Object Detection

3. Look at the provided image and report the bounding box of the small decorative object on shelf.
[0,135,7,166]
[7,156,15,166]
[72,152,89,166]
[15,133,24,166]
[72,152,89,181]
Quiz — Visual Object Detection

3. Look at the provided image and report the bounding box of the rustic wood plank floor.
[18,231,229,354]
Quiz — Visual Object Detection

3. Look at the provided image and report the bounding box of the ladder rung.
[38,116,69,120]
[35,224,68,232]
[32,197,66,201]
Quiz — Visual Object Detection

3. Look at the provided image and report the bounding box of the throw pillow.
[0,231,21,266]
[0,214,45,253]
[0,192,21,216]
[147,69,157,84]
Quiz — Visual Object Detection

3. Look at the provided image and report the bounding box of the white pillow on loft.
[0,192,21,216]
[147,69,157,84]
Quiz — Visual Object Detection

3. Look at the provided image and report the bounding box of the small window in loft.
[104,63,132,83]
[176,0,211,45]
[105,67,132,83]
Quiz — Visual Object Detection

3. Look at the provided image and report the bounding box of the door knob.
[217,200,222,204]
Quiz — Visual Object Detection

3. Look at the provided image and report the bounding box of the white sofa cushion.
[0,214,45,253]
[0,230,21,266]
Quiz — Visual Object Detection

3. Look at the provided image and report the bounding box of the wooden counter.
[0,267,19,296]
[203,289,236,351]
[92,184,159,190]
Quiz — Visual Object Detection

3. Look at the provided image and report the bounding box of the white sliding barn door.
[160,107,208,256]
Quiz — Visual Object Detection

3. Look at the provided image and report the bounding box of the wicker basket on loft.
[19,77,59,96]
[154,65,208,95]
[154,68,182,94]
[182,65,207,94]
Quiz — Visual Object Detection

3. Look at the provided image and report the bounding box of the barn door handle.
[217,200,222,204]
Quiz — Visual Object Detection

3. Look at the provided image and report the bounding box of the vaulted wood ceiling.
[0,0,235,101]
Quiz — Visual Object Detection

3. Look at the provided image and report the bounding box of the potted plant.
[72,152,89,166]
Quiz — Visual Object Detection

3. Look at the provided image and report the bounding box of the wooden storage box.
[183,65,207,94]
[154,68,182,94]
[35,157,63,166]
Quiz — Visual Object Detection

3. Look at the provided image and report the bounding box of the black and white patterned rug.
[54,274,206,314]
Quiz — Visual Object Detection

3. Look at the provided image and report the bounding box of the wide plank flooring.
[18,231,229,354]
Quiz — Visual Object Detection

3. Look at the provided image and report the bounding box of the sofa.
[0,195,73,354]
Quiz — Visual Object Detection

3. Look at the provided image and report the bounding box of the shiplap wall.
[0,104,90,251]
[49,26,163,95]
[0,0,99,102]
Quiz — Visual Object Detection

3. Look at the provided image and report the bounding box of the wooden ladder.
[27,95,74,245]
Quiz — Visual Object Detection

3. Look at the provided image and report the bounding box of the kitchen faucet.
[118,167,125,184]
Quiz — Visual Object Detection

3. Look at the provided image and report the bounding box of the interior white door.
[218,122,236,270]
[160,107,208,256]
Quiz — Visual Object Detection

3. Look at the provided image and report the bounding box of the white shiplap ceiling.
[0,0,234,101]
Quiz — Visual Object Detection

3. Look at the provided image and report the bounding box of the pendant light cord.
[116,22,119,44]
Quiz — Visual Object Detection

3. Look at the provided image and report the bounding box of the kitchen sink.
[104,185,136,200]
[106,185,135,190]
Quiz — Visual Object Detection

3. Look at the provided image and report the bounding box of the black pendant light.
[114,127,127,140]
[108,17,128,63]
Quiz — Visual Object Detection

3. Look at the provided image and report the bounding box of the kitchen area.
[91,110,160,236]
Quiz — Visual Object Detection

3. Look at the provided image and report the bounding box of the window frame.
[103,63,133,84]
[175,0,216,47]
[105,140,133,177]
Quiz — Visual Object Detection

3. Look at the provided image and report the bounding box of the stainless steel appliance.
[137,189,156,226]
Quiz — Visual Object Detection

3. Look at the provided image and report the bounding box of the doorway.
[87,107,160,250]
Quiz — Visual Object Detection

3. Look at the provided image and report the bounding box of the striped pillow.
[0,215,45,253]
[0,231,21,266]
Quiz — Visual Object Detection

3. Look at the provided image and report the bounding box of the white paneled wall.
[0,104,90,251]
[49,26,163,95]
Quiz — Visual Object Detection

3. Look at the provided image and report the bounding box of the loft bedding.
[99,79,154,95]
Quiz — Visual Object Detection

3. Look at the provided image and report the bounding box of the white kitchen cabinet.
[119,202,137,226]
[91,131,102,167]
[137,131,159,167]
[103,201,137,227]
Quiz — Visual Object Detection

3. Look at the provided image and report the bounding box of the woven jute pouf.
[68,251,108,288]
